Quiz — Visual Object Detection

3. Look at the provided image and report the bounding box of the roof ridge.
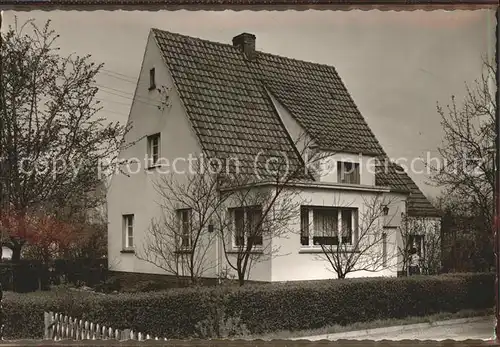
[151,28,238,51]
[151,28,354,74]
[256,50,343,72]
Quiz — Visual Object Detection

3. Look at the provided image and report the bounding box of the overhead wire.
[96,68,443,155]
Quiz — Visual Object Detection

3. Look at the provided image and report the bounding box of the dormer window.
[337,161,360,184]
[147,133,160,167]
[149,68,156,90]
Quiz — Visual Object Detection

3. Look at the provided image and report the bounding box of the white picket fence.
[44,311,167,341]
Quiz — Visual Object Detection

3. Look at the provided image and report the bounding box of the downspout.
[211,219,221,285]
[404,199,409,277]
[215,225,220,285]
[493,7,499,341]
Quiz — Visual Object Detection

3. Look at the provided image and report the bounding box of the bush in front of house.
[2,272,493,339]
[2,287,97,339]
[223,272,494,334]
[52,258,108,287]
[0,261,51,293]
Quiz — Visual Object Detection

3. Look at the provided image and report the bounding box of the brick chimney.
[232,33,256,60]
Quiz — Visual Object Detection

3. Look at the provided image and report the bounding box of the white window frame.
[337,161,360,184]
[123,214,134,249]
[300,206,358,248]
[230,206,263,249]
[147,133,161,167]
[177,208,192,250]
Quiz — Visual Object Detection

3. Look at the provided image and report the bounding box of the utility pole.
[0,13,4,338]
[0,12,6,262]
[0,12,3,211]
[495,6,500,342]
[0,11,9,213]
[0,11,6,214]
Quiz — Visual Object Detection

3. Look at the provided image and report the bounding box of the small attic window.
[149,68,156,91]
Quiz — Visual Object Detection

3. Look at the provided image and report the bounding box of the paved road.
[302,317,496,341]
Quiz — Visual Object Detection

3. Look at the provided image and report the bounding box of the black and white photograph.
[0,4,497,344]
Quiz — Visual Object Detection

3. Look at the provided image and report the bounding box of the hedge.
[0,258,108,293]
[52,258,108,287]
[0,261,52,292]
[2,272,494,339]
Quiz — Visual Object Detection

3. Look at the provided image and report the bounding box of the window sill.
[299,248,324,254]
[146,164,162,171]
[120,249,135,254]
[338,182,361,186]
[175,249,193,254]
[299,246,359,254]
[227,248,264,254]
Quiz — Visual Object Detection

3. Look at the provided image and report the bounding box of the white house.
[107,29,441,282]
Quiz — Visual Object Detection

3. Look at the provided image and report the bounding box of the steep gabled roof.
[248,52,385,157]
[375,161,411,193]
[153,29,306,179]
[150,29,439,217]
[395,166,442,218]
[376,162,441,218]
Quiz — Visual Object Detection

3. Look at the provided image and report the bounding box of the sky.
[1,9,496,198]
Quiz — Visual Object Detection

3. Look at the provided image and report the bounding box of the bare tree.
[317,194,399,279]
[0,18,128,261]
[215,181,303,286]
[429,59,495,270]
[433,194,491,272]
[135,117,340,286]
[136,160,229,285]
[213,131,332,285]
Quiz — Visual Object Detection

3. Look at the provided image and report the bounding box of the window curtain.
[300,208,309,245]
[247,207,263,245]
[180,210,191,248]
[314,209,338,236]
[234,209,245,246]
[313,209,338,245]
[337,162,360,184]
[341,210,352,244]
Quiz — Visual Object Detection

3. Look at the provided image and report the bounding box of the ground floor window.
[230,206,263,247]
[300,206,357,247]
[122,214,134,249]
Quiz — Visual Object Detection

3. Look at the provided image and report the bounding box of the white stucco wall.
[107,32,207,275]
[269,186,406,281]
[215,184,407,282]
[215,186,277,282]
